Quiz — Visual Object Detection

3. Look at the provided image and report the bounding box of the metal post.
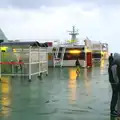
[0,45,1,81]
[53,50,55,67]
[29,46,32,81]
[11,60,13,76]
[38,47,40,76]
[84,46,87,68]
[46,49,48,75]
[61,47,65,67]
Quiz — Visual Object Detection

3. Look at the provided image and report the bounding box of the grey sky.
[0,0,120,52]
[0,0,120,8]
[1,0,74,8]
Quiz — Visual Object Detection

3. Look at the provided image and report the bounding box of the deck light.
[1,47,8,51]
[69,50,81,54]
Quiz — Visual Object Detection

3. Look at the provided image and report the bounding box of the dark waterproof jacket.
[108,65,114,83]
[108,55,114,83]
[109,55,113,68]
[108,63,120,84]
[117,65,120,84]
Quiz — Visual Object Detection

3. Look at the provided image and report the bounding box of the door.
[87,52,92,67]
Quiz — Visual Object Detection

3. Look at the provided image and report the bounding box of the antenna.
[68,26,79,41]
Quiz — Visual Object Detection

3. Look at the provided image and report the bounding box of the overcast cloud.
[0,0,120,9]
[0,0,120,52]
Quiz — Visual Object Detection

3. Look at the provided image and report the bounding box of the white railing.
[0,46,48,81]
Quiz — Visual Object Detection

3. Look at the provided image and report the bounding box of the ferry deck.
[0,60,117,120]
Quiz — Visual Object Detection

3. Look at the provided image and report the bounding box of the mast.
[68,26,79,41]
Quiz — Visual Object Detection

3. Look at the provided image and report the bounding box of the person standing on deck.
[109,53,114,68]
[109,53,119,116]
[114,54,120,116]
[75,57,80,75]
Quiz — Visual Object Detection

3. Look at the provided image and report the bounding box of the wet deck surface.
[0,60,118,120]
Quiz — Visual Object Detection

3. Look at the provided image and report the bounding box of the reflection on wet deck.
[0,60,118,120]
[68,68,77,104]
[0,77,11,117]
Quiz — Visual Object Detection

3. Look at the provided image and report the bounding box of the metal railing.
[0,46,48,81]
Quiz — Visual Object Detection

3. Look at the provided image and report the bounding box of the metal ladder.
[53,46,60,67]
[53,47,66,67]
[55,47,59,59]
[60,47,66,67]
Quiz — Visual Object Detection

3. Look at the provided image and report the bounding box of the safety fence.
[0,42,48,81]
